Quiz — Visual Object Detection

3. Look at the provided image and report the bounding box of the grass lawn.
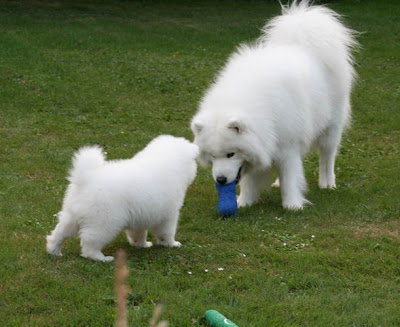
[1,0,399,326]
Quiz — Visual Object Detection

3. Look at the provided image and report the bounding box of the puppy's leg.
[153,215,181,247]
[317,126,342,189]
[278,150,310,210]
[46,210,78,256]
[80,224,119,262]
[238,169,273,207]
[126,229,153,248]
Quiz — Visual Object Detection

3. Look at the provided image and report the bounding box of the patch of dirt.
[353,221,400,241]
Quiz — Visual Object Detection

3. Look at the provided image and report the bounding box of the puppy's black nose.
[216,176,227,185]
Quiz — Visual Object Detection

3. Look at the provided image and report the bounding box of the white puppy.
[46,135,199,262]
[191,1,358,210]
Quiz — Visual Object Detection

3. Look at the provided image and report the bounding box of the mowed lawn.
[1,1,399,326]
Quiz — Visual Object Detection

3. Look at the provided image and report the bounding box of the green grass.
[1,0,399,326]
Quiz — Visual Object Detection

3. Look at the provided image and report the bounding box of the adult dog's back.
[191,0,358,210]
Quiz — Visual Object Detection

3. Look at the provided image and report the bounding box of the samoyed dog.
[46,135,199,262]
[191,1,358,210]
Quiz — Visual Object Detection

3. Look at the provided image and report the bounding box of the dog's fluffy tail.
[67,146,105,185]
[260,0,358,80]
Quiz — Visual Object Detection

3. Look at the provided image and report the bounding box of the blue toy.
[216,182,238,217]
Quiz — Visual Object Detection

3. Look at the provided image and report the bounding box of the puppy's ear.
[191,119,203,134]
[227,117,246,134]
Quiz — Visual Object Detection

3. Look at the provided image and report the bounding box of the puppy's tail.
[260,0,359,80]
[67,146,105,185]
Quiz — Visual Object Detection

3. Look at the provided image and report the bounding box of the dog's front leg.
[237,169,273,207]
[277,151,311,210]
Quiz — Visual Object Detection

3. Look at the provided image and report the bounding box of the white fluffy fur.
[191,1,358,210]
[46,135,199,262]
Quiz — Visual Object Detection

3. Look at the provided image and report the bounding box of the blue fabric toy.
[216,182,238,217]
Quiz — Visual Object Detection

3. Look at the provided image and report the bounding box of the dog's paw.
[319,181,336,189]
[237,195,256,208]
[283,198,312,210]
[283,203,303,210]
[271,178,280,188]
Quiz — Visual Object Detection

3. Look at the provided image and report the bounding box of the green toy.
[205,310,238,327]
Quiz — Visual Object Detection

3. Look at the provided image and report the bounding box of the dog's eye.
[226,153,235,158]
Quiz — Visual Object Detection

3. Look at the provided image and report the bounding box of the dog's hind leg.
[46,210,78,256]
[80,224,119,262]
[317,125,343,189]
[126,229,153,248]
[238,169,273,207]
[152,214,181,248]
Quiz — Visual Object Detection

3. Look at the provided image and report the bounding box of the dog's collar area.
[235,166,243,184]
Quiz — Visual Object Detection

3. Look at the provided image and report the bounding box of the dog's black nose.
[216,176,227,185]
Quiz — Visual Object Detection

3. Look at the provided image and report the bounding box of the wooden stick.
[149,304,169,327]
[115,249,129,327]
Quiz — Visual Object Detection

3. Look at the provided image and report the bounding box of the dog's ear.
[191,119,203,134]
[227,117,246,134]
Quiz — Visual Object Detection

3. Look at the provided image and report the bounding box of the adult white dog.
[46,135,199,262]
[191,1,358,210]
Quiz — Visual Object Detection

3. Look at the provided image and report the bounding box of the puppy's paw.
[47,246,62,256]
[102,256,115,262]
[81,250,114,262]
[159,240,182,248]
[47,250,62,257]
[135,241,153,249]
[46,238,62,256]
[171,241,182,248]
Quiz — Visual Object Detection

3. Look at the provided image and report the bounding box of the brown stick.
[149,304,169,327]
[115,249,129,327]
